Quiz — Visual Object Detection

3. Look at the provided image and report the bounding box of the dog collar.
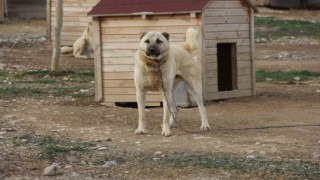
[145,58,164,68]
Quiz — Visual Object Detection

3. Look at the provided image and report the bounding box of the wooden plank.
[238,74,252,83]
[238,82,252,90]
[103,65,135,72]
[101,26,198,35]
[0,0,3,22]
[206,77,217,86]
[205,48,217,55]
[206,62,217,71]
[206,70,217,78]
[104,80,135,88]
[206,1,245,8]
[93,19,103,102]
[206,85,218,93]
[102,49,136,58]
[237,46,251,53]
[238,68,252,75]
[103,72,134,80]
[206,89,252,100]
[204,24,250,32]
[104,88,159,95]
[101,34,187,43]
[237,53,251,61]
[204,31,250,40]
[101,18,199,27]
[104,94,162,102]
[204,16,249,24]
[204,9,249,17]
[238,61,251,68]
[205,55,217,63]
[103,57,135,65]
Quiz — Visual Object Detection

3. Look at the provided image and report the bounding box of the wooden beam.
[93,18,103,102]
[242,0,259,13]
[47,0,52,44]
[0,0,4,22]
[249,8,256,96]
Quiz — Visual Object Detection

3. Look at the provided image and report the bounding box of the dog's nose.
[149,48,156,54]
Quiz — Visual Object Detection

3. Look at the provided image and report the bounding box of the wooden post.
[47,0,52,44]
[51,0,63,72]
[250,8,256,96]
[93,17,103,102]
[0,0,4,23]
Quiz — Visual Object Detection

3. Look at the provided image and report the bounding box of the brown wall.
[8,0,46,19]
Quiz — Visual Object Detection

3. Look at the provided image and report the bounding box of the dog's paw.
[135,129,146,135]
[200,125,211,131]
[162,130,172,137]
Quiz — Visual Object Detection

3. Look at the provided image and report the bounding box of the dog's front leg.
[135,90,147,135]
[162,91,173,137]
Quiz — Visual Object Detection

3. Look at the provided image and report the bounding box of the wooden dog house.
[88,0,258,106]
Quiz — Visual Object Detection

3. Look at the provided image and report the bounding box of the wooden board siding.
[203,0,253,100]
[0,0,4,22]
[100,14,201,104]
[49,0,99,45]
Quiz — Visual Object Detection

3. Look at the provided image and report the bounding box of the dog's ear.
[140,32,147,40]
[162,32,170,41]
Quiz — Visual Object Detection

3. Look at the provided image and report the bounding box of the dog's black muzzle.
[146,45,161,57]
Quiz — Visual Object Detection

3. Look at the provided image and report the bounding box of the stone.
[101,161,117,169]
[67,155,80,164]
[70,172,80,177]
[154,151,162,155]
[43,164,60,176]
[293,76,301,81]
[98,147,107,151]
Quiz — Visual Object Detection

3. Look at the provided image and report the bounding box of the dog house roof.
[88,0,257,17]
[88,0,210,17]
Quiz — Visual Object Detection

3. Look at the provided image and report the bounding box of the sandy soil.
[0,9,320,179]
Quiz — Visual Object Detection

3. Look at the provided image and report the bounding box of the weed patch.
[256,70,320,82]
[164,153,320,179]
[255,17,320,40]
[33,135,95,160]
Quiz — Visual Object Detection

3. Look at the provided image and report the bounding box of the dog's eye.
[145,40,150,44]
[156,39,163,44]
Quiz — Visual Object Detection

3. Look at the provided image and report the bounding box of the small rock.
[98,147,107,151]
[101,161,117,169]
[21,139,28,143]
[81,160,87,165]
[154,151,162,155]
[246,155,256,159]
[43,164,60,176]
[67,155,80,164]
[266,78,273,81]
[70,172,80,177]
[65,165,73,169]
[293,76,301,81]
[106,138,112,142]
[152,158,161,161]
[62,77,69,81]
[316,90,320,93]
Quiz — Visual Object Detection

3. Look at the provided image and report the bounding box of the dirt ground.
[1,8,320,179]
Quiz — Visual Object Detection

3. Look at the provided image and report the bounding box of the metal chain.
[157,65,320,133]
[157,66,206,134]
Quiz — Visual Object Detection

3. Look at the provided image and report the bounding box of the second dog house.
[88,0,258,106]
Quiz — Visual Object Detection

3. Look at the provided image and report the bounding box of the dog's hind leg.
[169,77,183,126]
[135,90,147,135]
[183,77,211,131]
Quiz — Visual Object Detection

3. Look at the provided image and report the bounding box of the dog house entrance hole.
[217,43,237,91]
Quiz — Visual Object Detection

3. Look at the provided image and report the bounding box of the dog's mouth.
[146,47,161,59]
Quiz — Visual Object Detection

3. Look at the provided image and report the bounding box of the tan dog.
[134,28,211,136]
[61,21,93,59]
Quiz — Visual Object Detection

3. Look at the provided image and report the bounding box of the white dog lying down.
[61,21,93,59]
[134,28,211,137]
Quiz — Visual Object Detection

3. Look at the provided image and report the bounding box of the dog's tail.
[183,27,199,52]
[61,46,73,54]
